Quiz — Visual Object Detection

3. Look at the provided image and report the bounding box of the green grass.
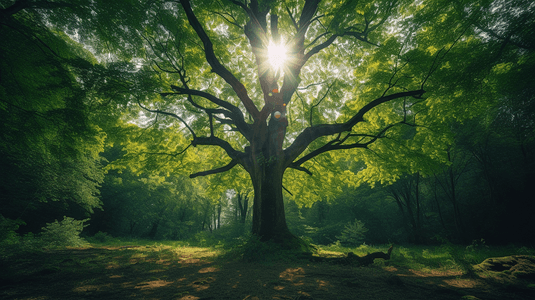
[4,233,535,276]
[85,236,193,248]
[314,242,535,274]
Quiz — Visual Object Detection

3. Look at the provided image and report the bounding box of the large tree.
[3,0,506,247]
[140,0,435,246]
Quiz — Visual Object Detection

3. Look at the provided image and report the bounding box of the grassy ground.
[1,239,534,299]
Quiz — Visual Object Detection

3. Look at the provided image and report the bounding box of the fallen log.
[311,245,394,266]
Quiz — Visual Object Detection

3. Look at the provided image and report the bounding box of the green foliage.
[336,219,368,246]
[319,241,383,256]
[0,1,113,229]
[90,231,114,243]
[2,0,534,247]
[193,231,219,247]
[466,238,489,252]
[0,215,25,245]
[302,223,343,245]
[40,216,89,249]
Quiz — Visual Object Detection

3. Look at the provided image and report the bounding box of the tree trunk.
[250,161,292,242]
[217,201,222,229]
[237,192,248,223]
[241,107,308,250]
[147,219,160,239]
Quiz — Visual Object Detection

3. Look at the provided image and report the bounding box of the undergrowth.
[3,221,534,276]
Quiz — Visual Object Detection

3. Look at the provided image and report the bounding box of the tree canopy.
[1,0,533,246]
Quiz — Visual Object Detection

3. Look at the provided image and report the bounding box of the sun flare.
[267,41,287,72]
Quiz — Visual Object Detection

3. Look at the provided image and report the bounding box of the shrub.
[91,231,113,243]
[336,219,368,246]
[193,231,217,247]
[40,216,89,249]
[0,215,24,245]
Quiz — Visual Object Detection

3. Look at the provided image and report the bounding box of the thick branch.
[271,13,279,43]
[238,1,277,99]
[299,0,321,29]
[190,159,238,178]
[0,0,73,18]
[179,0,259,119]
[303,34,338,62]
[278,0,321,104]
[285,89,425,166]
[0,0,30,17]
[292,122,407,168]
[347,90,425,126]
[192,136,242,160]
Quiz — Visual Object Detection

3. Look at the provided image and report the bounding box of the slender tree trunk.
[129,220,137,236]
[148,219,160,239]
[447,151,466,243]
[217,201,222,229]
[234,193,241,222]
[242,197,248,223]
[237,192,248,223]
[433,178,448,234]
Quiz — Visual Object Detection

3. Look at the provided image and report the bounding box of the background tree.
[0,0,107,231]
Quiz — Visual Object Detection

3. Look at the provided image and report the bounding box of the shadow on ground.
[1,247,534,299]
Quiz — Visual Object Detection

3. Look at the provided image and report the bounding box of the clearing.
[1,244,534,299]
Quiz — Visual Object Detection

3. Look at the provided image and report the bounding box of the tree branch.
[285,4,298,31]
[0,0,73,18]
[285,89,425,166]
[190,159,239,178]
[137,100,196,138]
[140,144,192,158]
[282,185,293,196]
[192,136,243,160]
[278,0,321,105]
[169,85,250,139]
[310,80,335,126]
[179,0,259,119]
[291,121,411,168]
[237,0,278,99]
[288,163,313,175]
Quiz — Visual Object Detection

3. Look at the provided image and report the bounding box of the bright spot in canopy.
[268,41,287,72]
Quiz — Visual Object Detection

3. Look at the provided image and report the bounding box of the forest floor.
[1,244,534,300]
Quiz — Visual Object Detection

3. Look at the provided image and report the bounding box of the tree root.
[311,245,394,266]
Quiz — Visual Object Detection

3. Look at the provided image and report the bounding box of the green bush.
[40,216,89,249]
[91,231,113,243]
[193,231,217,247]
[303,223,343,245]
[0,215,24,245]
[336,219,368,246]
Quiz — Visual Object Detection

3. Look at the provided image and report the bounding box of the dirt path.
[1,247,533,299]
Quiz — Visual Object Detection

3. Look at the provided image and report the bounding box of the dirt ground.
[1,247,534,300]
